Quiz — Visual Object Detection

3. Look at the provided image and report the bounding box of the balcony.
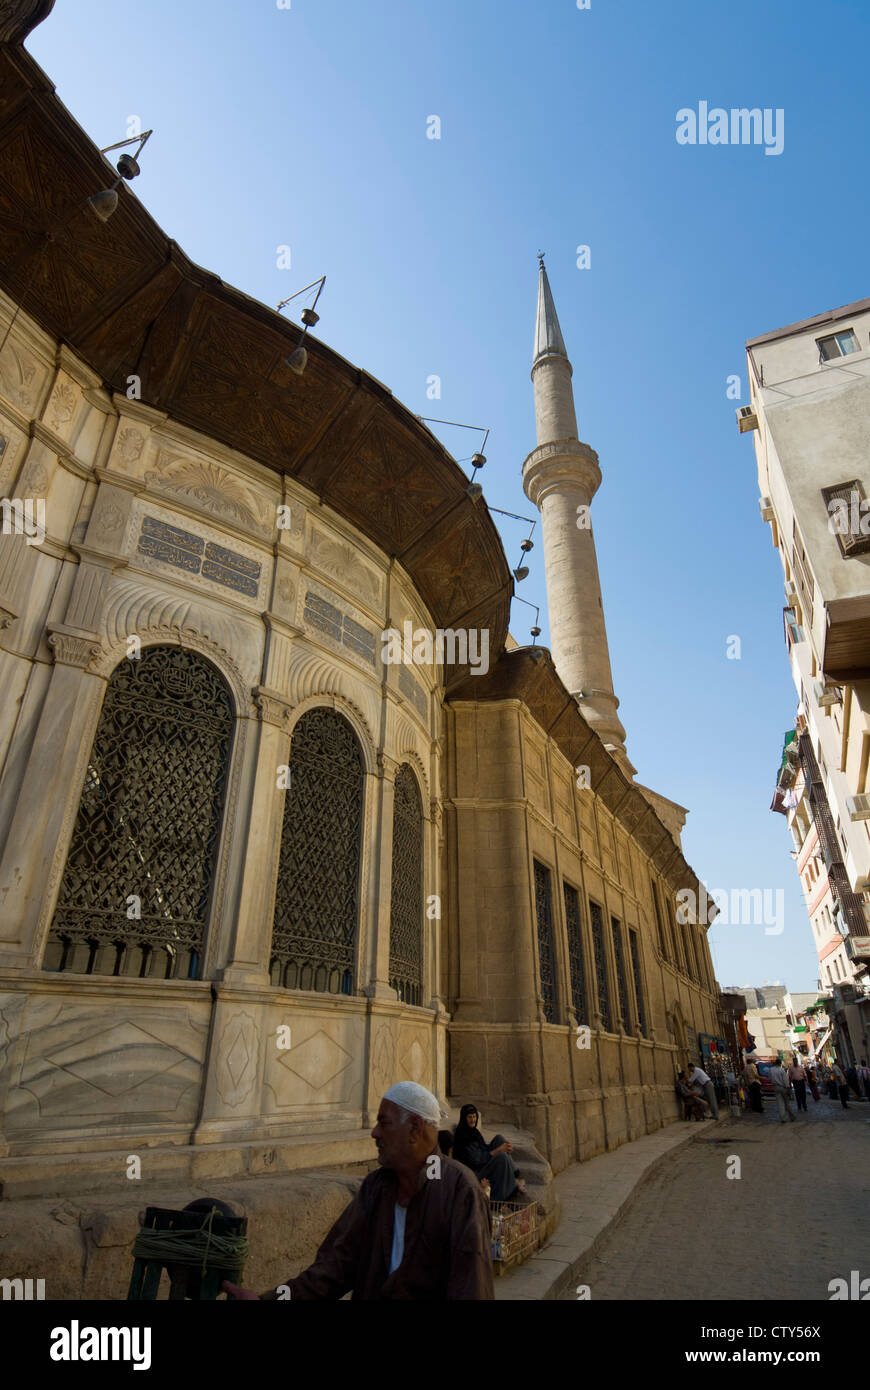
[822,594,870,682]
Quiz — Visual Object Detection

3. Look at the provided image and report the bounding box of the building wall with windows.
[444,673,719,1175]
[747,298,870,1064]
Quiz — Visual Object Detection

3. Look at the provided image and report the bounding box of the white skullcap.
[382,1081,445,1124]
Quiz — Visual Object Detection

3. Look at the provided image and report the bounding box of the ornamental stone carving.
[47,381,76,435]
[215,1010,258,1108]
[254,687,294,731]
[308,525,382,607]
[114,427,145,465]
[92,502,125,541]
[144,453,272,537]
[23,460,49,494]
[276,575,296,607]
[48,630,103,668]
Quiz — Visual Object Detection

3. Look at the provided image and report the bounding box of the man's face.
[467,1111,478,1128]
[372,1099,413,1168]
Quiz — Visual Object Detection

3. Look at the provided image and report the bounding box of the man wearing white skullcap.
[223,1081,494,1300]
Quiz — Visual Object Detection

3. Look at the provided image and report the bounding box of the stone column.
[363,752,398,1001]
[0,627,105,970]
[219,688,293,988]
[426,796,445,1011]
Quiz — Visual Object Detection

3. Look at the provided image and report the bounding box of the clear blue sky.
[27,0,870,994]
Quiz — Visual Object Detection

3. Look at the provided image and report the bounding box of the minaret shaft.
[522,261,630,767]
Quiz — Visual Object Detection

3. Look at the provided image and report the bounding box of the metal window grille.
[43,646,234,979]
[563,882,588,1023]
[270,708,364,994]
[533,860,556,1023]
[629,929,648,1036]
[389,764,424,1005]
[668,899,685,970]
[611,916,632,1029]
[589,900,612,1031]
[683,925,698,981]
[650,876,667,957]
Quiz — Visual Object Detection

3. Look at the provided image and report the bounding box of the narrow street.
[559,1099,870,1300]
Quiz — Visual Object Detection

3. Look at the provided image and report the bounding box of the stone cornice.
[29,421,91,478]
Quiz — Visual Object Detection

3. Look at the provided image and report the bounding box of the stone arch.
[43,643,236,979]
[287,691,377,776]
[269,705,366,995]
[95,578,256,717]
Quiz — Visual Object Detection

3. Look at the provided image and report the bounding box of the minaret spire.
[522,259,633,773]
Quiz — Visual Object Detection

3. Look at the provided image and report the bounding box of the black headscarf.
[452,1103,489,1170]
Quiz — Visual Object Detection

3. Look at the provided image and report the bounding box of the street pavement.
[557,1096,870,1300]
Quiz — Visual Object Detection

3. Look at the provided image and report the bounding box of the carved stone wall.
[0,318,446,1160]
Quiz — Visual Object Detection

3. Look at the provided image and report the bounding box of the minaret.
[522,257,633,774]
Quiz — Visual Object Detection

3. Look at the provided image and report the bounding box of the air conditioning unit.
[814,679,842,708]
[785,583,800,607]
[737,405,759,433]
[847,794,870,821]
[759,496,775,521]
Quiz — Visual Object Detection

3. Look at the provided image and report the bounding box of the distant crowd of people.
[739,1053,870,1121]
[677,1053,870,1125]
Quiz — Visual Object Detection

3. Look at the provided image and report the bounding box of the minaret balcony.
[522,437,602,506]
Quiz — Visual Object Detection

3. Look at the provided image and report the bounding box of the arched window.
[389,764,424,1005]
[270,708,364,994]
[44,645,235,979]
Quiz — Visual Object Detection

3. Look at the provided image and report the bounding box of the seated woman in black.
[451,1104,526,1201]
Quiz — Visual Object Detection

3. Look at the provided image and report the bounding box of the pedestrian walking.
[859,1059,870,1104]
[806,1065,820,1103]
[741,1057,764,1113]
[832,1060,850,1109]
[787,1057,808,1111]
[768,1059,797,1123]
[686,1061,719,1119]
[845,1063,862,1100]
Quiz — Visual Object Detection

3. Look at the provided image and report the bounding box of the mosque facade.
[0,0,719,1192]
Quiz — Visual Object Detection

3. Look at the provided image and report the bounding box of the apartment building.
[743,297,870,1064]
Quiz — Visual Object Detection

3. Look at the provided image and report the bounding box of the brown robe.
[274,1152,494,1300]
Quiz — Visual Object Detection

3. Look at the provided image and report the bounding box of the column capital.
[377,751,400,781]
[253,686,294,731]
[47,624,103,669]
